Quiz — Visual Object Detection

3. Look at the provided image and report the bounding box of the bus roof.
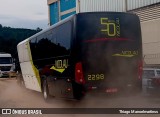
[17,12,138,47]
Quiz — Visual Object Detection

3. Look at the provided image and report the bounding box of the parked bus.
[17,12,142,100]
[0,53,15,77]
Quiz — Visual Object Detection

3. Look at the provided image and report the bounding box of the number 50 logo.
[100,18,116,36]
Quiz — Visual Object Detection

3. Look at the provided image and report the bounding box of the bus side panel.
[47,76,74,98]
[18,41,41,92]
[29,20,75,98]
[20,62,41,92]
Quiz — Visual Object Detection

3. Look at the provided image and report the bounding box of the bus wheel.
[43,79,49,100]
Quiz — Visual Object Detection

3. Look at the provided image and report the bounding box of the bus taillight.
[138,60,143,80]
[75,62,85,84]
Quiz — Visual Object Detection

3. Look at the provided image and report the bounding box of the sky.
[0,0,48,29]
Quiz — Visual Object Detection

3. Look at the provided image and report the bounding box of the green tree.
[36,27,42,32]
[0,24,2,29]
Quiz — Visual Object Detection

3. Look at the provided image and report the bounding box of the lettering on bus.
[112,51,138,57]
[122,51,138,55]
[100,17,120,37]
[50,59,68,73]
[87,74,104,81]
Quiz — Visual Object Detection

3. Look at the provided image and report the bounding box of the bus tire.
[73,83,85,100]
[43,79,50,101]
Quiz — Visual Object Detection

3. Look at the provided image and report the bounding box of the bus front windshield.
[0,57,12,64]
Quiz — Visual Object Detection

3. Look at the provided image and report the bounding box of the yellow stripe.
[27,41,41,91]
[50,66,65,73]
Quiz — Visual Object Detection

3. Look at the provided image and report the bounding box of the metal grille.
[127,0,160,10]
[130,3,160,22]
[0,66,11,71]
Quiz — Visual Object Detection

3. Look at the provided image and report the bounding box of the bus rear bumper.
[85,84,142,96]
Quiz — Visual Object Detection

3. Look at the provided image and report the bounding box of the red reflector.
[88,86,92,90]
[88,86,97,90]
[67,88,71,91]
[106,88,118,93]
[75,62,85,84]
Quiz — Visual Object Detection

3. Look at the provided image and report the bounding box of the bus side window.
[56,21,72,56]
[36,29,58,59]
[50,29,56,44]
[30,37,37,60]
[46,30,56,43]
[46,29,59,57]
[36,33,48,59]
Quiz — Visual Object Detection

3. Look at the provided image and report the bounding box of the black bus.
[17,12,142,100]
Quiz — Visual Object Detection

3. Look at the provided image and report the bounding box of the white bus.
[0,53,15,77]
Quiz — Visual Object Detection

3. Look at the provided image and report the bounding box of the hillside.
[0,24,42,71]
[0,24,42,58]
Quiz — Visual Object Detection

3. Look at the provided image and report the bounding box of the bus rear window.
[77,12,141,43]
